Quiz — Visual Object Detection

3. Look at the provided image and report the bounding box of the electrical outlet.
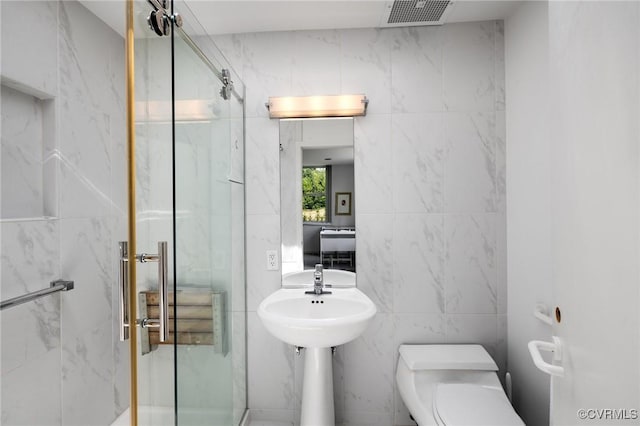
[266,250,278,270]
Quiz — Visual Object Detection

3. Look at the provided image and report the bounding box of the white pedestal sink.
[257,287,376,426]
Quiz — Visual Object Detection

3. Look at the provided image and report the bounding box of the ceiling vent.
[382,0,454,27]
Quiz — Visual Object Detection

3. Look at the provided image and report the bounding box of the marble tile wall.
[214,20,506,425]
[1,1,127,424]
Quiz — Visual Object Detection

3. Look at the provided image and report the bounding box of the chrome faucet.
[306,264,331,295]
[313,264,323,294]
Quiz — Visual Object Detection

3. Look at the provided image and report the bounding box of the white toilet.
[396,344,524,426]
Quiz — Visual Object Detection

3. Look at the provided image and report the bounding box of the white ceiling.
[81,0,520,37]
[303,147,354,166]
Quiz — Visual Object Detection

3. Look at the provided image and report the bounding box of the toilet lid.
[433,384,524,426]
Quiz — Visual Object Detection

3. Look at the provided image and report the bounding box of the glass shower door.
[126,0,246,424]
[172,26,244,425]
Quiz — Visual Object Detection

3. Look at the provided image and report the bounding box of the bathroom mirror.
[280,118,355,276]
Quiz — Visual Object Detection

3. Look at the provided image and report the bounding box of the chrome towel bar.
[0,280,74,311]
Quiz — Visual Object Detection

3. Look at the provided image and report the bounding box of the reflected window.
[302,166,331,223]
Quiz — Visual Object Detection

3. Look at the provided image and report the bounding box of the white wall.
[507,2,640,425]
[215,20,506,425]
[0,1,127,424]
[302,118,353,149]
[504,3,552,425]
[331,164,355,228]
[547,2,639,424]
[280,120,305,273]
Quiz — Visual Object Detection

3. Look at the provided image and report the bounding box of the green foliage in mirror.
[302,167,327,222]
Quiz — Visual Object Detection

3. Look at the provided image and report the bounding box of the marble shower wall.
[1,1,127,424]
[214,20,506,426]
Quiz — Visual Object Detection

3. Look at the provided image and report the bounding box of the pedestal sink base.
[257,286,377,425]
[301,347,334,426]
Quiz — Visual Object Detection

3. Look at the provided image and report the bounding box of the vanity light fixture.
[266,94,368,119]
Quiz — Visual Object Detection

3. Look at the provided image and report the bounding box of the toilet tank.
[398,344,498,371]
[396,344,502,414]
[396,345,518,426]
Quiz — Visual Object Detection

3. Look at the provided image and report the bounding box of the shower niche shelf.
[1,83,57,221]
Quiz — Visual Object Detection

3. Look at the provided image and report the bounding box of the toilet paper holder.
[533,304,553,325]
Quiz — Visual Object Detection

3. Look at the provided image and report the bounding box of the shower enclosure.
[0,0,246,424]
[122,0,247,424]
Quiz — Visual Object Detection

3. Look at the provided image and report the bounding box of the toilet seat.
[433,384,524,426]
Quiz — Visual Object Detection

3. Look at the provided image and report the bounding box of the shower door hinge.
[147,0,183,37]
[220,69,234,100]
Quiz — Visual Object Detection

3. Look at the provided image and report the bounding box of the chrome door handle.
[118,241,169,343]
[119,241,130,341]
[157,241,169,342]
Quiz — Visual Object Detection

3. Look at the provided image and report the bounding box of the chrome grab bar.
[0,280,74,311]
[118,241,169,342]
